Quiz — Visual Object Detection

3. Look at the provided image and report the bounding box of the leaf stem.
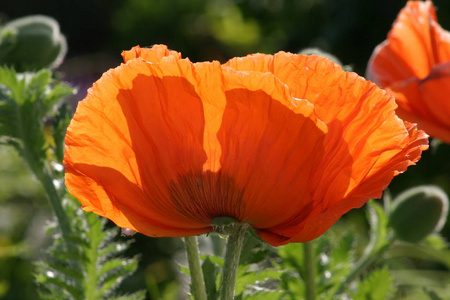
[303,241,316,300]
[219,223,249,300]
[35,164,72,239]
[334,235,395,297]
[184,236,207,300]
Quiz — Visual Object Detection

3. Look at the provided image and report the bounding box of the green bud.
[389,185,449,243]
[0,15,67,71]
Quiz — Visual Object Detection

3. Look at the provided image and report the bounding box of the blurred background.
[1,0,450,299]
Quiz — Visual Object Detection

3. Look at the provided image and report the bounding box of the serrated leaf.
[0,67,73,173]
[235,268,283,296]
[45,83,73,109]
[350,267,394,300]
[99,258,139,296]
[239,231,270,265]
[35,197,145,300]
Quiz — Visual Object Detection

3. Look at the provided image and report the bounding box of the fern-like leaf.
[0,67,72,174]
[35,197,146,300]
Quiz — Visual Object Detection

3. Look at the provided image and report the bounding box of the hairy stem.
[184,236,207,300]
[219,223,249,300]
[36,164,72,239]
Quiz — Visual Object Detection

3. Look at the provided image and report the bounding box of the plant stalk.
[36,164,72,240]
[184,236,207,300]
[219,223,249,300]
[303,241,316,300]
[335,236,395,295]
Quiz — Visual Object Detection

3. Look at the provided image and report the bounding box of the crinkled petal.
[386,66,450,143]
[366,1,450,143]
[218,67,327,231]
[65,56,212,237]
[121,44,182,63]
[366,0,440,85]
[66,45,427,246]
[64,53,328,244]
[226,51,428,244]
[158,62,328,243]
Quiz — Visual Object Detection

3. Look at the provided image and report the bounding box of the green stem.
[219,223,249,300]
[184,236,207,300]
[303,241,316,300]
[335,236,395,295]
[35,164,72,240]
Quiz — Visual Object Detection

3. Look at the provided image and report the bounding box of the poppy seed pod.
[0,15,67,71]
[389,185,449,243]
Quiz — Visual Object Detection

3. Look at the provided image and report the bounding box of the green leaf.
[387,242,450,269]
[276,243,304,274]
[0,67,74,173]
[200,254,224,266]
[239,231,270,265]
[235,266,282,296]
[202,256,219,300]
[178,264,190,276]
[243,290,284,300]
[423,288,445,300]
[350,267,394,300]
[35,196,145,300]
[51,102,72,162]
[316,229,355,296]
[391,269,450,288]
[366,200,390,253]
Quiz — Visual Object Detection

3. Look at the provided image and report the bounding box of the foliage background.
[1,0,450,299]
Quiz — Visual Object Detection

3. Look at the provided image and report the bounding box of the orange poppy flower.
[63,44,428,246]
[367,0,450,143]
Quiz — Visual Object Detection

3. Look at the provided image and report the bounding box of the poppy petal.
[226,52,427,244]
[218,67,328,231]
[419,65,450,129]
[121,44,182,63]
[66,45,427,246]
[160,62,329,240]
[64,54,328,242]
[386,68,450,143]
[367,0,439,86]
[65,56,214,237]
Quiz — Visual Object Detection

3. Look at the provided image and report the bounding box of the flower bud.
[0,15,67,71]
[389,185,449,243]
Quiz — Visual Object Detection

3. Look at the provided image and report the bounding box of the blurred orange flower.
[64,45,427,246]
[367,0,450,143]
